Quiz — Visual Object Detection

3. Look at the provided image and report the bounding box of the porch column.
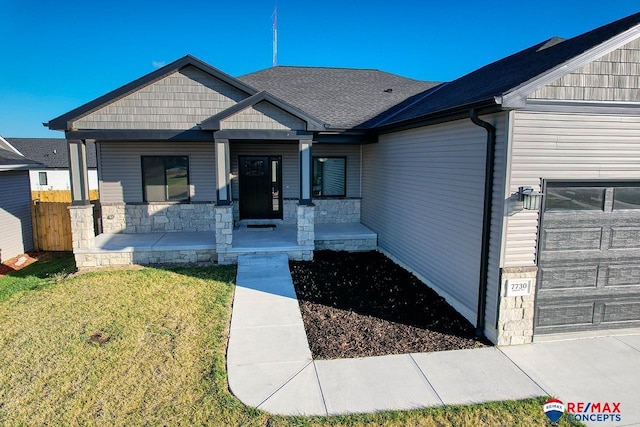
[299,137,313,205]
[297,137,315,255]
[67,139,91,205]
[215,138,232,205]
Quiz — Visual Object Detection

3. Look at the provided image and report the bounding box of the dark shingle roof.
[0,146,42,170]
[238,67,439,129]
[6,138,97,169]
[376,11,640,126]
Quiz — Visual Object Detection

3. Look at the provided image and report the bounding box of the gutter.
[469,108,496,337]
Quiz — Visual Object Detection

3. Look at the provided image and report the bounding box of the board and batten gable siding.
[504,111,640,268]
[529,38,640,102]
[362,113,508,323]
[220,101,306,131]
[75,66,248,130]
[98,141,216,203]
[230,142,361,200]
[0,171,34,262]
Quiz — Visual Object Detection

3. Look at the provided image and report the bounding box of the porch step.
[238,254,289,266]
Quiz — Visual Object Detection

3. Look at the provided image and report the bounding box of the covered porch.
[73,223,377,269]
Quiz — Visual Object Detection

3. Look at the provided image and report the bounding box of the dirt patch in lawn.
[290,251,489,359]
[0,252,54,277]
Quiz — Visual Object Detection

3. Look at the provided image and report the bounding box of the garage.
[535,182,640,335]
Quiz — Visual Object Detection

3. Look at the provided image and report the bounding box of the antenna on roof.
[272,6,278,67]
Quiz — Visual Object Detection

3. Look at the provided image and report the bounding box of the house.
[4,138,98,193]
[0,141,42,262]
[47,11,640,345]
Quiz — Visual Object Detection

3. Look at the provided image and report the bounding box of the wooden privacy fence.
[31,201,73,251]
[31,190,100,203]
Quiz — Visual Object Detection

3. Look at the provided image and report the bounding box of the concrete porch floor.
[87,222,377,253]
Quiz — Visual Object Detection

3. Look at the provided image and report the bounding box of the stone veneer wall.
[233,199,361,225]
[101,203,216,233]
[315,238,377,252]
[75,250,216,269]
[497,267,538,345]
[314,199,361,224]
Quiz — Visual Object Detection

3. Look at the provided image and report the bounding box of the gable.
[529,37,640,102]
[74,66,250,130]
[219,100,306,130]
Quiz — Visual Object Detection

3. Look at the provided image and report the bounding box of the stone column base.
[497,267,538,345]
[297,204,315,247]
[215,204,234,264]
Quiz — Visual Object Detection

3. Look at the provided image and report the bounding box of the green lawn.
[0,254,583,426]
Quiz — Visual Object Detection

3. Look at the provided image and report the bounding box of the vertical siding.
[504,111,640,267]
[529,38,640,102]
[0,171,34,261]
[99,141,216,203]
[362,114,506,322]
[230,142,362,201]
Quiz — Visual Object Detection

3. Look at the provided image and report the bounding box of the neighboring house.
[47,12,640,345]
[0,142,42,262]
[4,138,98,192]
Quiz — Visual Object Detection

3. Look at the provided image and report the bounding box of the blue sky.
[1,0,638,137]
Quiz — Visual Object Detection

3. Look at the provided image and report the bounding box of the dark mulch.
[289,250,489,359]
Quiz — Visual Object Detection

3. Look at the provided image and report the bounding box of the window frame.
[312,156,347,198]
[141,155,190,203]
[38,171,48,186]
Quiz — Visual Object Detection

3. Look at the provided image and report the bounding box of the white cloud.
[152,60,167,69]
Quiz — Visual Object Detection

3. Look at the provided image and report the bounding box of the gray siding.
[75,66,248,130]
[220,101,306,130]
[362,114,507,323]
[529,38,640,102]
[99,141,216,203]
[230,142,361,200]
[505,111,640,268]
[0,171,33,261]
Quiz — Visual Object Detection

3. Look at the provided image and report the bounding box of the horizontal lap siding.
[505,111,640,267]
[99,141,216,203]
[0,171,33,261]
[362,115,506,322]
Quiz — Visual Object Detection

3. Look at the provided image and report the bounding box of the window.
[545,186,605,211]
[142,156,189,202]
[313,157,346,197]
[38,171,48,186]
[613,187,640,210]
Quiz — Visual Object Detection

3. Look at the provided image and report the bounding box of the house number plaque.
[504,278,533,297]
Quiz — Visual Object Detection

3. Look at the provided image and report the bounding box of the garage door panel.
[538,266,598,289]
[536,183,640,336]
[602,301,640,323]
[536,303,595,328]
[610,227,640,248]
[606,265,640,287]
[541,227,602,251]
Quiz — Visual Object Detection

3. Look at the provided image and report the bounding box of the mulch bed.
[290,251,489,359]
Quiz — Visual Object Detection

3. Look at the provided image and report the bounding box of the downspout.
[470,108,496,337]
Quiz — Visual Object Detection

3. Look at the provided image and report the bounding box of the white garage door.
[535,182,640,335]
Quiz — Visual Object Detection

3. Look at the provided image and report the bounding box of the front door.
[239,156,282,219]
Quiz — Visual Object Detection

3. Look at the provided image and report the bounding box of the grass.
[0,255,584,426]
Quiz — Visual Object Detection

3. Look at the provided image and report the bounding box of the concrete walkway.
[227,254,640,425]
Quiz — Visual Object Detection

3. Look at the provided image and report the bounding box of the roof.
[0,146,42,171]
[375,11,640,127]
[238,66,439,129]
[6,138,97,169]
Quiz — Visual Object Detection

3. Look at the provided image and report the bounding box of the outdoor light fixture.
[518,186,543,210]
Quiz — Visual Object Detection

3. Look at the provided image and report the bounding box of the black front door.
[239,156,282,219]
